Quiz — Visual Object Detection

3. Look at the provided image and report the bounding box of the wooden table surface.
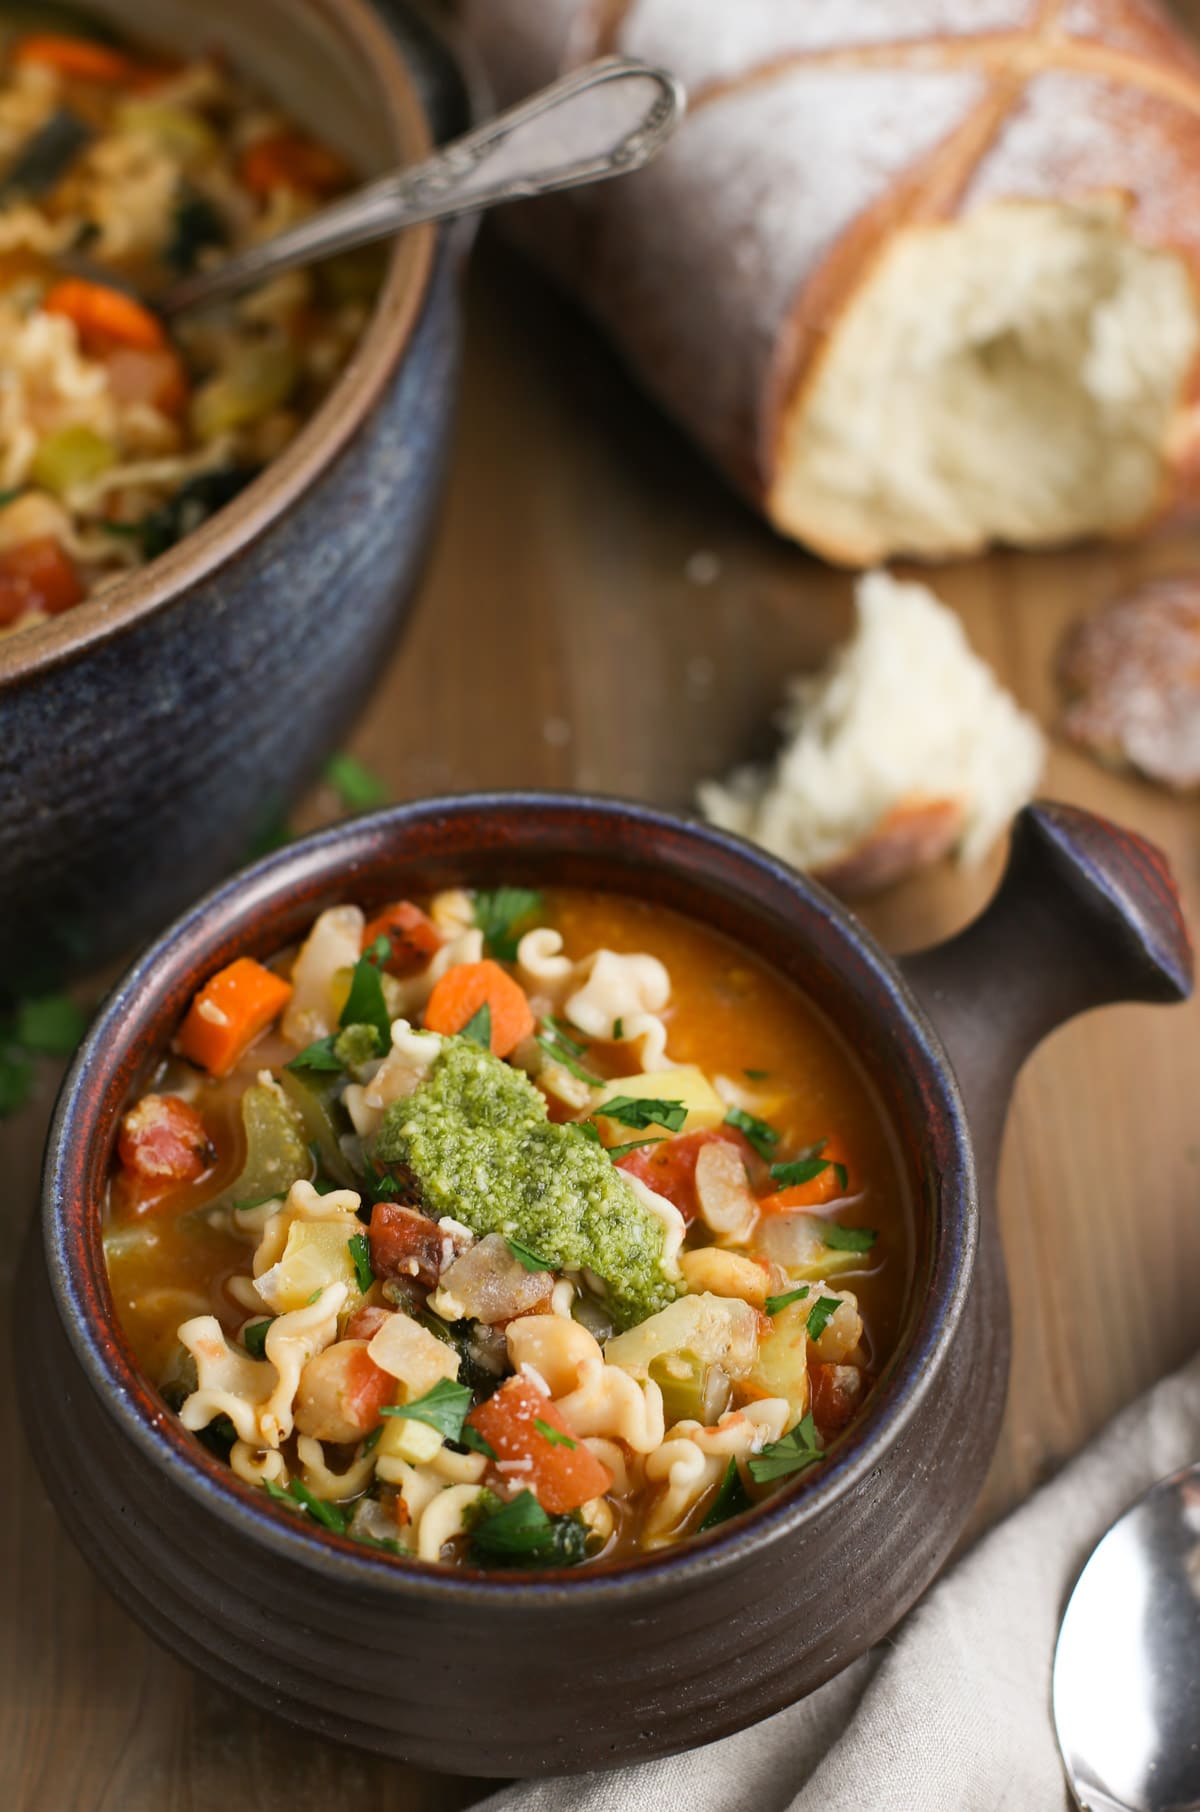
[6,236,1200,1809]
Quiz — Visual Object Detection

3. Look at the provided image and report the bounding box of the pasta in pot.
[105,884,913,1570]
[0,14,376,634]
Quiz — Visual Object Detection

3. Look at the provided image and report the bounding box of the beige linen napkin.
[479,1354,1200,1812]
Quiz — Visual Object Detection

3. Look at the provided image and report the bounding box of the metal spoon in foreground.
[1054,1461,1200,1811]
[158,55,684,318]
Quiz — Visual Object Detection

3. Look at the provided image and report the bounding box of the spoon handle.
[161,57,685,317]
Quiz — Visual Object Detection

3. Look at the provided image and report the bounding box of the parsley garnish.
[458,1425,497,1461]
[805,1295,842,1340]
[350,1530,403,1556]
[461,1001,492,1048]
[607,1137,665,1162]
[473,888,543,962]
[534,1418,576,1450]
[612,1017,624,1039]
[324,751,389,813]
[699,1455,752,1531]
[538,1017,601,1084]
[743,1068,770,1081]
[765,1285,810,1317]
[242,1318,274,1359]
[769,1139,848,1193]
[15,993,87,1054]
[598,1096,687,1134]
[748,1411,824,1484]
[263,1476,348,1533]
[348,1231,374,1293]
[286,1034,343,1073]
[821,1223,877,1253]
[338,941,392,1050]
[724,1106,779,1159]
[379,1377,472,1442]
[361,1425,383,1454]
[467,1488,589,1567]
[505,1235,555,1273]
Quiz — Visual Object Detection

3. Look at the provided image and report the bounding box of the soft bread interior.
[771,200,1200,563]
[699,569,1044,875]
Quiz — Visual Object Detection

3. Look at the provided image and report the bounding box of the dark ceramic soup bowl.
[0,0,470,995]
[18,792,1191,1775]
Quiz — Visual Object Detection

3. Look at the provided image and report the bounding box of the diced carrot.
[0,537,84,625]
[239,131,349,199]
[617,1126,755,1225]
[102,344,189,417]
[362,901,442,977]
[176,956,293,1076]
[465,1377,611,1515]
[423,960,534,1058]
[43,279,166,354]
[12,34,136,85]
[118,1093,212,1184]
[757,1137,852,1214]
[368,1201,443,1288]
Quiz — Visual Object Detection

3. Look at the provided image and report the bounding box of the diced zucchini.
[256,1220,356,1312]
[30,425,115,495]
[757,1213,869,1282]
[592,1066,725,1141]
[116,101,217,164]
[648,1351,732,1426]
[605,1292,759,1380]
[190,339,298,440]
[203,1082,309,1216]
[745,1300,809,1420]
[377,1415,442,1466]
[278,1067,357,1186]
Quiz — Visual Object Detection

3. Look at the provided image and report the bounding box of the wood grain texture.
[6,131,1200,1809]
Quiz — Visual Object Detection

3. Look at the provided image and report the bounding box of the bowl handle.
[899,802,1192,1175]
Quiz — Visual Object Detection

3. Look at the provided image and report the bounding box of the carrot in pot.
[423,959,534,1058]
[361,901,442,977]
[465,1376,612,1515]
[0,536,83,624]
[176,956,293,1076]
[12,34,136,85]
[239,132,349,199]
[43,278,166,354]
[757,1135,852,1213]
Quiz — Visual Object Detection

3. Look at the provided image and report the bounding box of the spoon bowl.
[1054,1462,1200,1811]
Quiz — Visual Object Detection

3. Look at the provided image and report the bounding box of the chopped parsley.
[612,1017,624,1040]
[805,1295,842,1341]
[285,1035,343,1073]
[505,1235,555,1273]
[473,888,543,962]
[748,1411,824,1484]
[822,1224,877,1253]
[461,1002,492,1048]
[743,1068,770,1081]
[723,1106,779,1159]
[467,1488,589,1567]
[698,1455,752,1531]
[348,1231,374,1294]
[765,1284,811,1317]
[458,1425,497,1461]
[534,1418,576,1450]
[324,751,389,813]
[361,1425,383,1455]
[607,1137,664,1162]
[538,1016,601,1084]
[338,940,393,1050]
[242,1318,274,1359]
[380,1377,472,1442]
[599,1096,687,1134]
[263,1476,348,1533]
[769,1138,848,1193]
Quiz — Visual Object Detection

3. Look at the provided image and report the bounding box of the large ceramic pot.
[17,793,1192,1775]
[0,0,469,994]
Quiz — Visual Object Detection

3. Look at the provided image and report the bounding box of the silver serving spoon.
[1054,1461,1200,1811]
[158,56,684,317]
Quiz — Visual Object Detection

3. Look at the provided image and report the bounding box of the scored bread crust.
[462,0,1200,563]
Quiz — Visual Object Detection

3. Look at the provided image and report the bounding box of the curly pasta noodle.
[506,1316,666,1454]
[177,1281,347,1448]
[642,1400,791,1546]
[342,1021,443,1140]
[281,904,364,1046]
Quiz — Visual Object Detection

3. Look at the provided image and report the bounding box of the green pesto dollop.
[372,1038,674,1330]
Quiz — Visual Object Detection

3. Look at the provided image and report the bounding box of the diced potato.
[808,1294,863,1365]
[256,1219,357,1312]
[605,1291,760,1380]
[592,1066,725,1141]
[367,1312,460,1396]
[377,1414,443,1466]
[745,1301,810,1421]
[757,1213,870,1281]
[678,1247,769,1306]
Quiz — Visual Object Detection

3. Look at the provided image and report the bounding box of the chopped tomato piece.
[810,1363,864,1438]
[239,131,348,198]
[176,956,293,1076]
[294,1340,394,1443]
[617,1126,754,1224]
[43,278,166,353]
[362,901,442,977]
[12,34,137,84]
[0,537,84,625]
[423,960,534,1058]
[465,1376,612,1515]
[343,1302,392,1343]
[102,345,189,417]
[368,1201,443,1289]
[118,1092,212,1184]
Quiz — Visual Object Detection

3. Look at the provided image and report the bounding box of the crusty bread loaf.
[461,0,1200,564]
[1058,575,1200,788]
[699,571,1045,894]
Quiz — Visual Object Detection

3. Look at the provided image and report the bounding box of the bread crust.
[813,797,966,897]
[462,0,1200,562]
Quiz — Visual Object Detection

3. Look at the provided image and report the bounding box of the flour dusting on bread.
[699,571,1044,893]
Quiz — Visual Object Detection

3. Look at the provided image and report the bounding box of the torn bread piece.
[699,570,1044,895]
